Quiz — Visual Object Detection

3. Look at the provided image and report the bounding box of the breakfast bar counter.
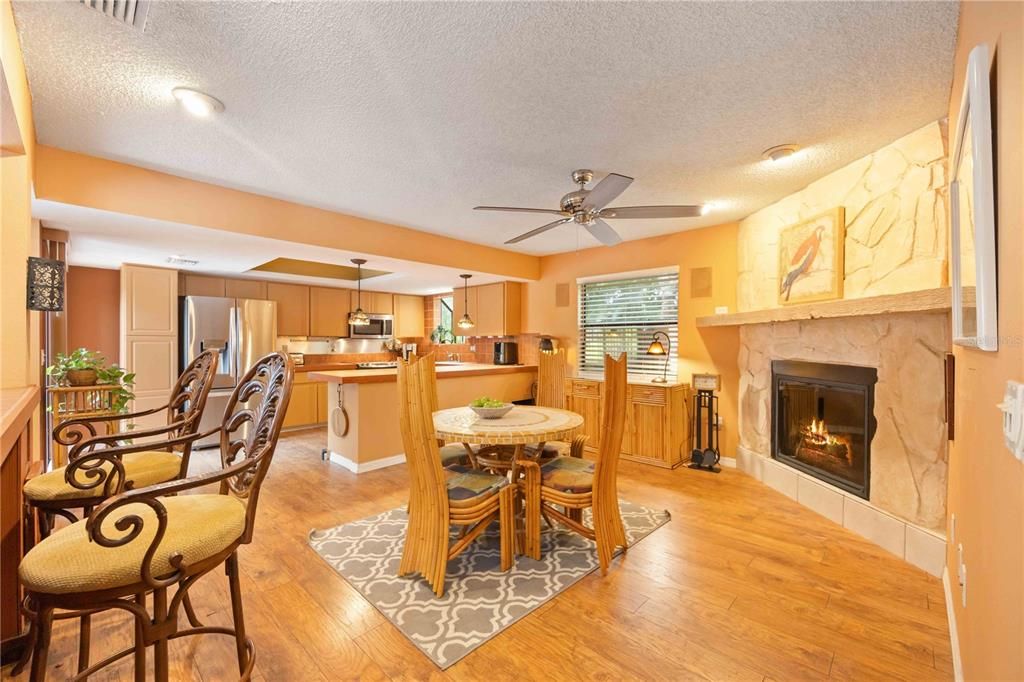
[311,363,537,473]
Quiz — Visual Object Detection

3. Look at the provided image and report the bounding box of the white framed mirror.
[950,43,998,351]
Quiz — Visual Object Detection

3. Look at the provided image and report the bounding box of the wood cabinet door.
[267,282,310,337]
[503,281,523,335]
[225,278,267,299]
[628,401,667,462]
[394,294,425,338]
[123,266,178,335]
[283,382,318,428]
[373,292,395,315]
[183,274,226,297]
[310,287,351,337]
[315,382,328,423]
[474,283,504,336]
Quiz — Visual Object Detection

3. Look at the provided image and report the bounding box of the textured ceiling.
[14,1,958,255]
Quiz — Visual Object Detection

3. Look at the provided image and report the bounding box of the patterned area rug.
[308,501,670,669]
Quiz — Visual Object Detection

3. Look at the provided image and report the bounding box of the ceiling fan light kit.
[475,169,704,246]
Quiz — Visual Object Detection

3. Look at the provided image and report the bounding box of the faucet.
[447,352,460,362]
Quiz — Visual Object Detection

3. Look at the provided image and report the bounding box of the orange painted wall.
[945,2,1024,680]
[524,224,741,457]
[32,146,540,281]
[66,266,120,364]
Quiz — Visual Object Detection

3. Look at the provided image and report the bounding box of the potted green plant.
[46,348,136,413]
[430,324,455,345]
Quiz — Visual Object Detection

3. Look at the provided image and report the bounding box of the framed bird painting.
[777,207,845,306]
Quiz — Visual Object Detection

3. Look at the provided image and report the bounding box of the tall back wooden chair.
[518,353,628,572]
[536,348,568,409]
[26,350,221,540]
[420,353,477,468]
[16,352,293,682]
[397,354,514,597]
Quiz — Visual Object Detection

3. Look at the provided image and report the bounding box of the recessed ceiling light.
[171,87,224,118]
[762,144,801,163]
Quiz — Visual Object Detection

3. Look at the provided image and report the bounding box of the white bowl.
[470,403,514,419]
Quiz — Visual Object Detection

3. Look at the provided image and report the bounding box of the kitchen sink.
[436,361,466,366]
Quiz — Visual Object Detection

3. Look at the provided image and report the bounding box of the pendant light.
[350,258,370,326]
[457,274,475,330]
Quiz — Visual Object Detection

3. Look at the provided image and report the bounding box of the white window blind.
[578,272,679,376]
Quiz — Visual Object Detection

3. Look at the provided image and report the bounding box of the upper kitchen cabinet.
[310,286,352,337]
[455,281,522,337]
[224,278,267,299]
[394,294,425,338]
[267,282,310,337]
[350,290,394,315]
[181,274,226,297]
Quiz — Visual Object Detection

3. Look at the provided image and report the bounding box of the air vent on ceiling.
[167,255,199,266]
[80,0,151,31]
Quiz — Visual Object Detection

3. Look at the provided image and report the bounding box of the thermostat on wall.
[692,373,721,391]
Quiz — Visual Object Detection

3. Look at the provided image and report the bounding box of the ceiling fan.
[475,169,704,246]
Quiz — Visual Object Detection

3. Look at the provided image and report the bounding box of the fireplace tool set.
[690,374,721,472]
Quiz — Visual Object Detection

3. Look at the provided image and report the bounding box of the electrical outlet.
[957,544,965,585]
[469,345,476,352]
[950,513,956,544]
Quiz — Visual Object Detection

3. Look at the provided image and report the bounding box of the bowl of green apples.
[469,397,514,419]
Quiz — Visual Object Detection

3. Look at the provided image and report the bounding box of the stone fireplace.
[771,360,877,499]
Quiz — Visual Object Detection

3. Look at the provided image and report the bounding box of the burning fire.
[804,418,839,446]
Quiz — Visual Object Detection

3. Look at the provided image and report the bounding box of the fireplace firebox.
[771,360,877,499]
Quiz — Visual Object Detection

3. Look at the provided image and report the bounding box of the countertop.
[295,362,358,373]
[309,363,538,385]
[572,372,690,388]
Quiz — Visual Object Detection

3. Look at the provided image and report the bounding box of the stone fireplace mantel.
[696,287,954,328]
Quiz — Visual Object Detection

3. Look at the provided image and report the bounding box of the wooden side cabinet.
[565,378,690,468]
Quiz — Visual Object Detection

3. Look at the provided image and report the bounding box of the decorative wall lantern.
[26,257,65,312]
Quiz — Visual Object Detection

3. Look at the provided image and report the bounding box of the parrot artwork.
[780,225,825,301]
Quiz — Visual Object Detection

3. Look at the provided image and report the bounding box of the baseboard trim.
[718,456,737,468]
[328,451,406,474]
[943,566,965,682]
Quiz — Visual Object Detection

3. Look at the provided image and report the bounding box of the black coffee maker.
[493,341,519,365]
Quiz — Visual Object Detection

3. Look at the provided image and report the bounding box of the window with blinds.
[578,272,679,376]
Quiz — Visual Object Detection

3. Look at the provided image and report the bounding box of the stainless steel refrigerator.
[180,296,277,447]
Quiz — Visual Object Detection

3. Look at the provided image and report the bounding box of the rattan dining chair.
[16,352,293,682]
[26,350,220,540]
[517,353,628,572]
[397,354,514,597]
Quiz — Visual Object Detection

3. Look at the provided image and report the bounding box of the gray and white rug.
[308,501,670,669]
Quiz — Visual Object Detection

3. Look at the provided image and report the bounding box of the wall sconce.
[26,257,65,312]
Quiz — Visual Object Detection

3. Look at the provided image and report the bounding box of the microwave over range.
[349,313,393,339]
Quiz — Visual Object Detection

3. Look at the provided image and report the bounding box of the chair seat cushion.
[23,451,183,502]
[19,494,246,595]
[444,464,508,502]
[540,456,595,494]
[525,441,568,460]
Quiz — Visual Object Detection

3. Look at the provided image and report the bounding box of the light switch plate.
[998,380,1024,460]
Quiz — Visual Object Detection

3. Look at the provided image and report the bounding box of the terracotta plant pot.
[66,369,99,386]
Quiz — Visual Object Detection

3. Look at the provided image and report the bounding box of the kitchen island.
[308,363,537,472]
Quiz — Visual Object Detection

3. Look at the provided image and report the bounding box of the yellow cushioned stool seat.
[19,494,246,595]
[23,451,183,502]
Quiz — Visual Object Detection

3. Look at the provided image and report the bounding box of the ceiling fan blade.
[475,206,568,216]
[584,219,623,246]
[600,205,704,219]
[504,217,572,244]
[581,173,633,212]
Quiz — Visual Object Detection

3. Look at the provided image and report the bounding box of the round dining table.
[433,405,584,558]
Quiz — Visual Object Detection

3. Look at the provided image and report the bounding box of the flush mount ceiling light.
[171,87,224,118]
[350,258,370,326]
[457,274,475,330]
[762,144,801,163]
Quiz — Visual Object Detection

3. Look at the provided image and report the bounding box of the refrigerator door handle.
[228,303,240,384]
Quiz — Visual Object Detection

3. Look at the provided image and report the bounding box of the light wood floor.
[4,428,953,681]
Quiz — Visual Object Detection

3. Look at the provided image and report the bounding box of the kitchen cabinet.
[283,371,329,428]
[394,294,425,338]
[121,265,178,429]
[453,282,522,337]
[182,274,226,297]
[267,282,310,337]
[310,287,352,337]
[565,378,690,468]
[351,291,394,316]
[224,278,267,299]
